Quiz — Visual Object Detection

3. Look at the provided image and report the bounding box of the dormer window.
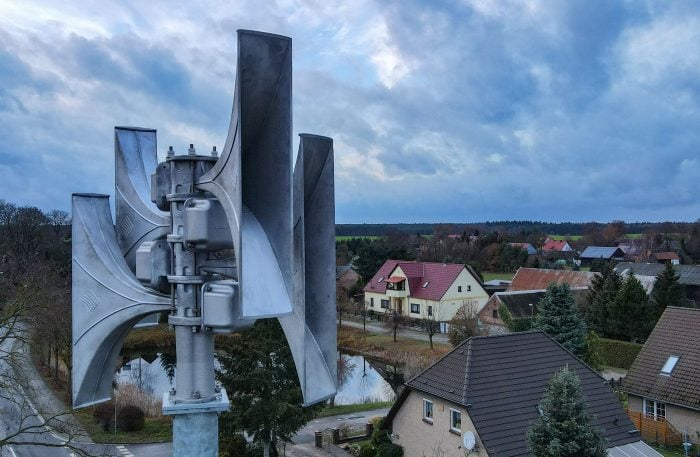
[661,356,679,375]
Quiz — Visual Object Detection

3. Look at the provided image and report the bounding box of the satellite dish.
[463,431,476,450]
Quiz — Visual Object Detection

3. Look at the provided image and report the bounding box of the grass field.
[483,272,516,282]
[546,234,583,241]
[74,408,173,443]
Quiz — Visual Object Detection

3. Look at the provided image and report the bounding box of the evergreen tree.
[527,366,607,457]
[217,320,322,457]
[608,273,652,342]
[651,262,686,315]
[585,266,622,338]
[533,283,587,357]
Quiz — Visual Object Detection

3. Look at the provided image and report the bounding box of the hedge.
[597,338,643,369]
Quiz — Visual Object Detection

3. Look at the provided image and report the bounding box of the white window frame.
[423,399,433,423]
[643,398,666,421]
[450,408,461,433]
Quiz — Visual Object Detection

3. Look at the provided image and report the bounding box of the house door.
[396,299,403,315]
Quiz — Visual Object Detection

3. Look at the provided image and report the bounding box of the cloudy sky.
[1,0,699,223]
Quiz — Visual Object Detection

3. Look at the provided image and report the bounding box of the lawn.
[74,408,173,443]
[483,272,516,282]
[336,235,382,241]
[546,234,583,241]
[652,444,691,457]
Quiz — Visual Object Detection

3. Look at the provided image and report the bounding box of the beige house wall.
[628,394,700,444]
[392,390,488,457]
[363,268,489,322]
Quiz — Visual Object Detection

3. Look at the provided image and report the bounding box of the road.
[0,326,121,457]
[340,318,449,344]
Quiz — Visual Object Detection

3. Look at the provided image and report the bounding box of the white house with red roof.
[363,260,489,322]
[541,238,574,252]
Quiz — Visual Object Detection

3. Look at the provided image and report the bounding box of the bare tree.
[447,301,480,347]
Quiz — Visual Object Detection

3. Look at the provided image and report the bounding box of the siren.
[279,134,337,405]
[196,30,294,319]
[114,127,170,271]
[72,194,170,408]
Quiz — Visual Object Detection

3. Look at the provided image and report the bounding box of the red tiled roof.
[508,268,598,291]
[384,276,405,283]
[542,239,569,251]
[363,260,469,301]
[653,252,679,260]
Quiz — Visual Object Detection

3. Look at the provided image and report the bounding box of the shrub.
[376,443,403,457]
[598,338,643,369]
[221,434,248,457]
[116,405,145,432]
[92,402,114,431]
[359,442,376,457]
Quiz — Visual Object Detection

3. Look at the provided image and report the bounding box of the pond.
[114,351,395,406]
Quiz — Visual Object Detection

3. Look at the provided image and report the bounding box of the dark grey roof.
[396,332,639,457]
[494,288,588,318]
[580,246,625,259]
[615,262,700,286]
[336,264,353,279]
[622,307,700,410]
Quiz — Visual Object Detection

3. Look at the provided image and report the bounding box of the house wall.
[477,296,506,329]
[392,390,488,457]
[628,394,700,444]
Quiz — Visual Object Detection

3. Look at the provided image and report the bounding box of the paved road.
[0,326,121,457]
[340,319,449,344]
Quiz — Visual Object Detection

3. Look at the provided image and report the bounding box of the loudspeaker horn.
[72,193,171,408]
[279,134,337,405]
[196,30,293,319]
[114,127,170,271]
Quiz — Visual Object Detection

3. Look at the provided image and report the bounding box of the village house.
[541,238,574,252]
[650,251,680,265]
[386,331,660,457]
[615,262,700,305]
[363,260,489,322]
[508,242,537,255]
[336,264,360,291]
[622,307,700,445]
[579,246,626,266]
[478,287,588,334]
[507,267,598,291]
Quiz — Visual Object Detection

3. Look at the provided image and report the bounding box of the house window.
[450,409,461,433]
[422,281,429,288]
[423,399,433,423]
[661,356,680,375]
[492,309,498,318]
[370,298,374,308]
[428,305,433,317]
[380,299,389,309]
[411,303,420,314]
[644,398,666,421]
[467,285,471,292]
[458,286,462,292]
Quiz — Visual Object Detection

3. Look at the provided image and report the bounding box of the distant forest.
[336,221,696,237]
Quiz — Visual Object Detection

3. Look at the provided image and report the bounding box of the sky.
[1,0,699,224]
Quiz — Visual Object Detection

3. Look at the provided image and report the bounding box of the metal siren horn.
[280,134,337,405]
[72,194,170,408]
[114,127,170,271]
[196,30,294,319]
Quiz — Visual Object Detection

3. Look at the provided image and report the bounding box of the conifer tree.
[585,265,622,338]
[527,366,607,457]
[608,273,652,342]
[216,319,321,457]
[651,262,686,314]
[533,283,587,357]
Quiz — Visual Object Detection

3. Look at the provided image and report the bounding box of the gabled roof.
[622,307,700,410]
[509,243,537,255]
[542,239,570,251]
[508,268,598,291]
[580,246,625,259]
[389,332,639,457]
[488,288,589,318]
[615,262,700,286]
[363,260,478,301]
[336,265,356,280]
[652,252,680,261]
